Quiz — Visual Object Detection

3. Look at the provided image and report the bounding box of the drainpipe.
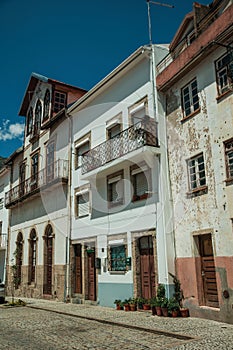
[64,109,73,302]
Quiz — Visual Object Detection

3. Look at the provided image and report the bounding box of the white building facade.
[156,0,233,323]
[0,164,10,283]
[5,73,86,300]
[68,45,176,307]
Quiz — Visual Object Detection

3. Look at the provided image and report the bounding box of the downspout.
[64,109,73,302]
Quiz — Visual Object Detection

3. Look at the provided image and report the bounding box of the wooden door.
[139,236,156,299]
[87,251,96,301]
[44,235,53,295]
[75,244,82,294]
[199,234,219,308]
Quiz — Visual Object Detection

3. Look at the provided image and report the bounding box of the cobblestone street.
[0,299,233,349]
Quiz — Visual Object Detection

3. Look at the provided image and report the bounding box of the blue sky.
[0,0,211,158]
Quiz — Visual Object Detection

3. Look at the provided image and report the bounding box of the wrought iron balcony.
[82,120,158,174]
[5,159,68,208]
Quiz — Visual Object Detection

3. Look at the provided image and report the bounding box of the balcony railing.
[0,233,7,249]
[82,119,158,174]
[5,159,68,208]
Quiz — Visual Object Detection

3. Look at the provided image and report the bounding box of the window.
[187,30,196,46]
[109,245,126,271]
[131,163,151,201]
[182,78,200,118]
[75,138,90,169]
[215,51,233,95]
[19,162,26,196]
[75,188,90,218]
[53,91,67,113]
[28,229,37,284]
[26,107,33,136]
[43,89,50,122]
[187,153,206,191]
[46,142,55,182]
[31,153,39,188]
[107,171,124,207]
[129,99,148,125]
[224,139,233,180]
[34,100,42,135]
[15,232,23,288]
[0,198,3,210]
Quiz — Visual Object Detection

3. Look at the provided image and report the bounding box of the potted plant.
[114,299,123,310]
[154,297,163,316]
[168,297,180,317]
[129,298,137,311]
[142,298,151,310]
[161,297,169,317]
[150,297,157,316]
[122,299,130,311]
[169,272,189,317]
[137,297,144,310]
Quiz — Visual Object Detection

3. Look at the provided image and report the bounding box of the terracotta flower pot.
[171,310,179,317]
[155,306,162,316]
[124,304,130,312]
[161,307,168,317]
[180,308,189,317]
[151,306,156,316]
[130,304,137,311]
[116,305,122,310]
[143,304,150,310]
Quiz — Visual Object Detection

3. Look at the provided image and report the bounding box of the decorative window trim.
[107,234,127,273]
[53,90,67,114]
[187,153,207,196]
[26,107,33,136]
[42,89,51,123]
[215,51,233,97]
[128,97,148,126]
[130,162,152,202]
[74,133,91,170]
[107,170,124,208]
[224,138,233,185]
[181,78,200,119]
[106,113,122,130]
[75,185,90,219]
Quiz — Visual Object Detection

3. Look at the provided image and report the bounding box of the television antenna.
[147,0,174,45]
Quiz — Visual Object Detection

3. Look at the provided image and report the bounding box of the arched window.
[34,100,42,135]
[28,229,37,284]
[43,89,50,122]
[15,232,23,288]
[26,107,33,136]
[43,225,53,295]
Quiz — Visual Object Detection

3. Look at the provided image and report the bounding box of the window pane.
[135,172,148,196]
[77,192,89,217]
[110,245,126,271]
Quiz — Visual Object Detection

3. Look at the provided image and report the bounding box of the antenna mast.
[146,0,174,45]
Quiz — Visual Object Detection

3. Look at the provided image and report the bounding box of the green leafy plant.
[161,297,168,308]
[169,272,184,307]
[168,297,180,312]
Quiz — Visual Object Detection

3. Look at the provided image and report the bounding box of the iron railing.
[5,159,68,208]
[82,120,158,174]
